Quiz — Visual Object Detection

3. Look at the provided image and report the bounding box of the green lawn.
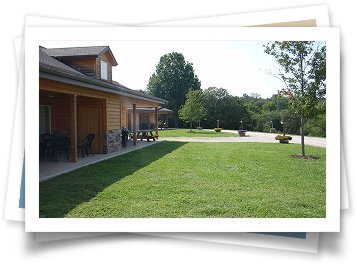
[39,141,326,218]
[158,128,240,138]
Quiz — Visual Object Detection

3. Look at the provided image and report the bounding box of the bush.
[214,128,222,132]
[275,135,292,140]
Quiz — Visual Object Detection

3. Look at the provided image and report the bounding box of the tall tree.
[202,87,231,128]
[146,52,201,128]
[263,41,326,156]
[201,87,251,130]
[178,90,206,132]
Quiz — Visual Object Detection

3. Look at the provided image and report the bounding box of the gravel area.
[161,130,326,148]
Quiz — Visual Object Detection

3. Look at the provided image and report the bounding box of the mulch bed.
[290,155,320,160]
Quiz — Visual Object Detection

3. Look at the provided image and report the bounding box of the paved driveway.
[161,130,326,148]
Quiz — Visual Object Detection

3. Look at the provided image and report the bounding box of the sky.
[40,40,286,99]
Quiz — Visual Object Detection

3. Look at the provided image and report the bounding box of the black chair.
[140,122,148,130]
[41,134,54,159]
[77,134,96,158]
[149,122,156,130]
[52,136,71,162]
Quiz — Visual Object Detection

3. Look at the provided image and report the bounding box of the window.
[39,106,51,141]
[101,60,108,80]
[140,115,149,130]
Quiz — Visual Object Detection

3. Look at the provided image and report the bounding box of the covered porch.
[39,86,109,163]
[126,106,173,130]
[120,96,164,146]
[39,78,167,164]
[40,138,164,181]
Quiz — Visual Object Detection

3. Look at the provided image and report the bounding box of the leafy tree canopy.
[146,52,201,127]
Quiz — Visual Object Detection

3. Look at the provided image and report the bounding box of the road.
[161,130,326,148]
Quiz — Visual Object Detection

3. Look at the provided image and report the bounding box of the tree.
[202,87,230,128]
[263,41,326,156]
[262,101,277,113]
[201,87,251,130]
[178,90,206,132]
[304,98,326,137]
[146,52,201,128]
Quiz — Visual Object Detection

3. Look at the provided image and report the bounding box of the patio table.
[136,130,157,142]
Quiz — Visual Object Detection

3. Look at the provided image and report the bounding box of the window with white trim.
[101,60,108,80]
[39,105,51,141]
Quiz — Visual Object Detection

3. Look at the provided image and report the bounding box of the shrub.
[275,135,292,140]
[214,128,222,132]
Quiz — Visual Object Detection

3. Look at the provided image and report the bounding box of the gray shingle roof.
[127,107,173,113]
[43,46,118,65]
[39,46,92,80]
[39,46,167,104]
[44,46,107,57]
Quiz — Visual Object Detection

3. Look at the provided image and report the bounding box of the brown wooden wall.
[137,113,156,123]
[107,98,120,130]
[121,106,127,129]
[60,58,96,77]
[39,97,107,133]
[59,51,114,83]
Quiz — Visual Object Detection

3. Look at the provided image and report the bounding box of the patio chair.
[77,134,96,158]
[140,122,148,130]
[149,122,155,130]
[52,136,71,163]
[41,134,54,159]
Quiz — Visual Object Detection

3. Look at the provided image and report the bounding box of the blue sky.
[40,40,286,99]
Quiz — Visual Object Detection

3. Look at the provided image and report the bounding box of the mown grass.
[158,128,240,138]
[39,141,326,218]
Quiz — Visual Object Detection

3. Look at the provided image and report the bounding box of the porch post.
[133,104,137,146]
[70,94,78,162]
[155,107,158,136]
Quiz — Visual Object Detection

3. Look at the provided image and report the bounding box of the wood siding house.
[39,46,168,162]
[127,107,173,130]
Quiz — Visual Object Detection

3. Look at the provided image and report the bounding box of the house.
[127,106,173,130]
[39,45,168,162]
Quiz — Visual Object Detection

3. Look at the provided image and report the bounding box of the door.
[78,107,101,153]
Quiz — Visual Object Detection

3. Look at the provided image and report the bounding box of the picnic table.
[136,130,158,142]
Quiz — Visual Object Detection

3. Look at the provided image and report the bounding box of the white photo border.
[25,26,340,232]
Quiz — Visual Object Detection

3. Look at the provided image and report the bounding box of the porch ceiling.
[40,90,161,107]
[39,89,94,100]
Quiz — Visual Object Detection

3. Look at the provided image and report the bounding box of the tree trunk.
[301,113,305,157]
[190,121,193,132]
[174,115,179,128]
[300,53,305,157]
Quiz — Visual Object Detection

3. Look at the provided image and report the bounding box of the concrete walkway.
[161,130,326,148]
[39,139,164,182]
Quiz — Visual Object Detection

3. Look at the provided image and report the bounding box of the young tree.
[146,52,201,128]
[178,90,206,132]
[263,41,326,156]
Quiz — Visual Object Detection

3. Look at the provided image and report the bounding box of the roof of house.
[127,107,173,113]
[44,46,118,65]
[39,46,168,105]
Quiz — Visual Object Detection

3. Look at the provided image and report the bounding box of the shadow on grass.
[39,141,187,218]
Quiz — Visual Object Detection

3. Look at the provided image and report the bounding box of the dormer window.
[101,60,108,80]
[45,46,117,82]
